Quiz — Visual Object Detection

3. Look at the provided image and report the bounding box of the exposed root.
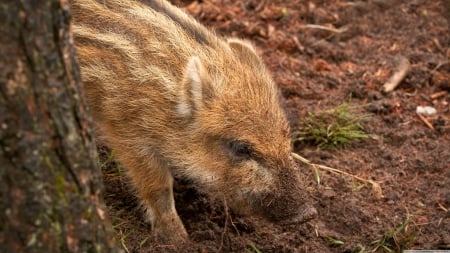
[305,24,349,33]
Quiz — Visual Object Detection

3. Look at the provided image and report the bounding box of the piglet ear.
[177,56,209,118]
[227,38,263,67]
[227,38,257,53]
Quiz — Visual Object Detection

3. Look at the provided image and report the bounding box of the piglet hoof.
[152,215,189,245]
[153,229,188,246]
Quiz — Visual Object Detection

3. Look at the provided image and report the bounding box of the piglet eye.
[228,140,253,159]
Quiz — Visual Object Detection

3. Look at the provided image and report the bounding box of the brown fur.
[71,0,316,243]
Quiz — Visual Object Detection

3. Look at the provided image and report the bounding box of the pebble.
[416,106,436,115]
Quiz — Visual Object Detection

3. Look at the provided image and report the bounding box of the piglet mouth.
[278,205,318,225]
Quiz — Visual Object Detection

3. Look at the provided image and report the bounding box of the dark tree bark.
[0,1,118,252]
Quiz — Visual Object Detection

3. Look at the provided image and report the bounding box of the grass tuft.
[327,236,345,246]
[371,217,416,253]
[247,242,262,253]
[294,104,368,148]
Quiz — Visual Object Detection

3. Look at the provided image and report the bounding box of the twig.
[119,230,130,253]
[305,24,349,33]
[432,38,445,54]
[382,56,410,93]
[291,152,384,199]
[217,197,228,253]
[430,90,447,100]
[293,36,304,52]
[432,60,450,72]
[218,197,240,253]
[254,0,267,12]
[438,203,448,212]
[416,113,435,130]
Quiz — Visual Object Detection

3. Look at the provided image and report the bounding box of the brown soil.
[99,0,450,252]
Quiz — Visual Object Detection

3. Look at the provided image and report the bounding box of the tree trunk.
[0,1,118,252]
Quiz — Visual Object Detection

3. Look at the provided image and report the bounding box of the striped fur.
[71,0,313,243]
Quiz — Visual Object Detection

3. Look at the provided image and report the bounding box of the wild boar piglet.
[71,0,317,243]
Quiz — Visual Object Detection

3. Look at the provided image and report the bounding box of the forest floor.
[99,0,450,252]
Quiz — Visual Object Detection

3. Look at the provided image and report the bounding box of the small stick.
[291,153,384,199]
[382,56,410,93]
[218,197,241,253]
[305,24,348,33]
[430,90,447,99]
[293,36,304,52]
[416,113,435,130]
[254,0,267,12]
[432,60,449,71]
[438,203,448,212]
[218,197,229,253]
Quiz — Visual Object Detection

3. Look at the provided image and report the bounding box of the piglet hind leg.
[125,156,188,244]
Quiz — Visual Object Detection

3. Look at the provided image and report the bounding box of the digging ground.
[98,0,450,252]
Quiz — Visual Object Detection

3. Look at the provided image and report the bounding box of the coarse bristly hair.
[71,0,314,244]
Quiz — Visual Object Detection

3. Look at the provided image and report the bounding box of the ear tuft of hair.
[177,56,205,118]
